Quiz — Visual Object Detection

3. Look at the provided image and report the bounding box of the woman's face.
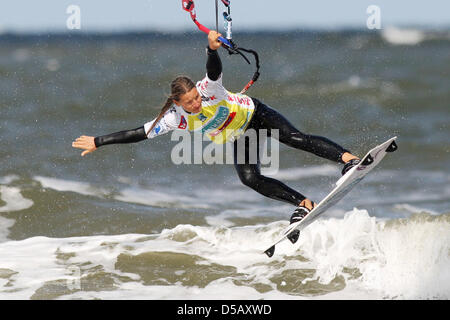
[175,87,202,114]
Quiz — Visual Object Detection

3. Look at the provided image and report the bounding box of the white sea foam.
[369,215,450,299]
[381,27,426,46]
[295,209,450,299]
[0,209,448,300]
[34,176,109,197]
[0,216,15,242]
[381,27,450,46]
[0,176,34,242]
[0,186,34,213]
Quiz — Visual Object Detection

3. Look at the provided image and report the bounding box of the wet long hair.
[145,76,195,136]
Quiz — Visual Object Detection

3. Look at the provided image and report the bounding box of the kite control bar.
[182,0,233,48]
[181,0,260,93]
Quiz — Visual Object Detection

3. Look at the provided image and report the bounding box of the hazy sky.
[1,0,449,32]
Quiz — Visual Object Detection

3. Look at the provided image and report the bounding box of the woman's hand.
[72,135,97,156]
[208,31,223,51]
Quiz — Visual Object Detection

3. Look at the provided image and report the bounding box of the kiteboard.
[264,136,398,257]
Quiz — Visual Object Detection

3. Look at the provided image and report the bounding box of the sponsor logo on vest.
[201,105,229,133]
[209,112,236,137]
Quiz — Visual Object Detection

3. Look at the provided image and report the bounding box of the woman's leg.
[233,124,307,207]
[250,99,350,164]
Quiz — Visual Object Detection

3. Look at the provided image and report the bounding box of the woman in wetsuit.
[72,31,360,224]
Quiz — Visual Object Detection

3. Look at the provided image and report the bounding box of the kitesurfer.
[72,31,360,223]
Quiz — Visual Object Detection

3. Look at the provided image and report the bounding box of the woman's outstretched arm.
[72,126,147,156]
